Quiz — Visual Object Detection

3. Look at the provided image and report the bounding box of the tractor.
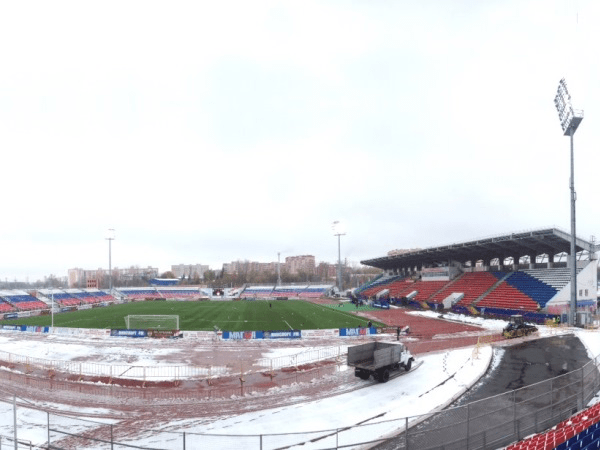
[503,314,538,339]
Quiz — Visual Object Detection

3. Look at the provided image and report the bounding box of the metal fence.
[2,352,600,450]
[0,345,345,383]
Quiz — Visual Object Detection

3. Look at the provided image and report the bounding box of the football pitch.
[5,300,383,331]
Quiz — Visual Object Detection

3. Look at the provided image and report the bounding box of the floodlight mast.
[554,78,584,327]
[332,221,346,292]
[277,252,282,286]
[106,229,115,294]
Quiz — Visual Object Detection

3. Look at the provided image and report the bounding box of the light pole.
[332,221,346,292]
[277,252,282,286]
[106,228,115,294]
[554,78,584,327]
[51,286,54,328]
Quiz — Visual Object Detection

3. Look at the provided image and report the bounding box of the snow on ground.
[172,346,493,450]
[408,310,511,331]
[0,333,181,365]
[1,342,493,449]
[2,314,600,449]
[573,328,600,360]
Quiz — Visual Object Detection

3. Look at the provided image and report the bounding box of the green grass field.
[4,300,383,331]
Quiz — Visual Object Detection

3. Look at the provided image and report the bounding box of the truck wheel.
[405,359,412,372]
[380,369,390,383]
[359,372,370,380]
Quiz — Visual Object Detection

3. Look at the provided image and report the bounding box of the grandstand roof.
[361,228,598,271]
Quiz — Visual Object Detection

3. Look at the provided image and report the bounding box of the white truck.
[347,341,414,383]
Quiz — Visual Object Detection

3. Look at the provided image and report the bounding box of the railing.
[0,435,33,449]
[0,346,345,382]
[3,350,600,449]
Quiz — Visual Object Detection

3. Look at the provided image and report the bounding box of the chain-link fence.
[2,352,599,450]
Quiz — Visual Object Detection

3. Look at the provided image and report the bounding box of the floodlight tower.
[554,78,584,327]
[332,221,346,291]
[106,228,115,294]
[51,286,54,328]
[277,252,282,286]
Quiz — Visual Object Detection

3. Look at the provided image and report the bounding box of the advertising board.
[264,330,301,339]
[222,330,264,340]
[110,329,147,338]
[339,327,377,337]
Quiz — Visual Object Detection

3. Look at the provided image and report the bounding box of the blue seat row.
[504,272,557,308]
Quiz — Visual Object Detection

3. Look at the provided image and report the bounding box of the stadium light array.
[554,78,584,327]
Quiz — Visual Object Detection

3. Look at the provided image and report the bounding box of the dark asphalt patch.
[454,334,590,405]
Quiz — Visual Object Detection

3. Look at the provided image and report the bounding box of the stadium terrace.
[359,227,599,323]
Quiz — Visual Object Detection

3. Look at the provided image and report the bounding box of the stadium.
[4,0,600,447]
[0,226,599,449]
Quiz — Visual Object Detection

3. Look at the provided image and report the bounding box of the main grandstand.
[358,227,599,324]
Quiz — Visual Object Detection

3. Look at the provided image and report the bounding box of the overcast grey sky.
[1,0,598,281]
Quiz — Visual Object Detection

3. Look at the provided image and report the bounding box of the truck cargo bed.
[347,342,405,371]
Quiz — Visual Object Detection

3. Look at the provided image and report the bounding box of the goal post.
[125,315,180,330]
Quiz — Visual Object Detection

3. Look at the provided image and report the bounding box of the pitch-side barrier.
[0,345,347,383]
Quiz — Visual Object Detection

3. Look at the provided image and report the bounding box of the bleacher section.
[271,286,298,297]
[523,267,573,290]
[356,276,403,298]
[82,290,115,303]
[298,285,332,298]
[387,278,416,298]
[354,267,578,318]
[241,286,275,299]
[410,280,448,302]
[116,287,201,300]
[503,271,559,309]
[115,287,199,300]
[118,288,161,300]
[51,292,80,307]
[475,273,541,312]
[0,297,16,314]
[431,272,499,307]
[38,289,116,306]
[240,285,333,299]
[360,278,449,306]
[149,278,179,286]
[1,292,48,311]
[507,402,600,450]
[68,289,114,304]
[156,288,199,298]
[353,273,385,297]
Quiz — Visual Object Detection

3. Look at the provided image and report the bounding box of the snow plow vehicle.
[503,315,538,339]
[347,341,414,383]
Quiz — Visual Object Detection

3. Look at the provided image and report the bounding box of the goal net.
[125,315,180,330]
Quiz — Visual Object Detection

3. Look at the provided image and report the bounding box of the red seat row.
[507,403,600,449]
[477,283,540,312]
